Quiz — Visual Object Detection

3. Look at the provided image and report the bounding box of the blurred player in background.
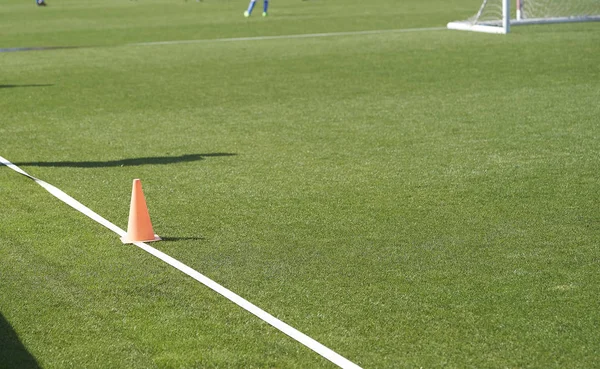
[244,0,269,17]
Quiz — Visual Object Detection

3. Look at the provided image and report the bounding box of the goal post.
[448,0,600,34]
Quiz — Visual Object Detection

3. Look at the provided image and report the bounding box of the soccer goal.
[448,0,600,34]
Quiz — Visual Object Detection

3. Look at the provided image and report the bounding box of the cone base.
[121,234,161,244]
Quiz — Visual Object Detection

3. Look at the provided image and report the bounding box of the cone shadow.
[160,236,206,242]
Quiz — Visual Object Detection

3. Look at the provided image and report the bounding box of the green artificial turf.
[1,0,599,368]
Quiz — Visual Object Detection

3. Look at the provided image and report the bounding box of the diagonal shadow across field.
[14,153,236,168]
[0,313,41,369]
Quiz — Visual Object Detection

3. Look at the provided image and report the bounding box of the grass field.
[1,0,599,368]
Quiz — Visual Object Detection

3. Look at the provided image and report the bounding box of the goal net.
[448,0,600,34]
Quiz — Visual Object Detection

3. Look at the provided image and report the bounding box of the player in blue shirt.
[244,0,269,17]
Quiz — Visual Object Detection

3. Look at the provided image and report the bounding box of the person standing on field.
[244,0,269,17]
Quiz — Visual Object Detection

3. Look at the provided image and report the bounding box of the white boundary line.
[130,27,446,46]
[0,155,362,369]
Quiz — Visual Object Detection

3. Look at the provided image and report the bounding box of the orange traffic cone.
[121,179,161,244]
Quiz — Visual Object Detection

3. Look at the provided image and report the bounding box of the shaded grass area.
[0,313,41,369]
[1,0,600,368]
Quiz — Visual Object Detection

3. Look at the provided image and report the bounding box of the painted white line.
[130,27,446,46]
[0,156,125,236]
[0,155,362,369]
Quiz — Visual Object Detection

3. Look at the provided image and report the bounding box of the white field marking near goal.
[130,27,446,46]
[0,155,362,369]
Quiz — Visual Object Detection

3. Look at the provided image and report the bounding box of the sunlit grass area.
[1,1,599,368]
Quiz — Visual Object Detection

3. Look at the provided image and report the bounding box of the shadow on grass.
[0,84,53,89]
[0,313,41,369]
[14,153,237,168]
[161,236,206,242]
[0,46,83,53]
